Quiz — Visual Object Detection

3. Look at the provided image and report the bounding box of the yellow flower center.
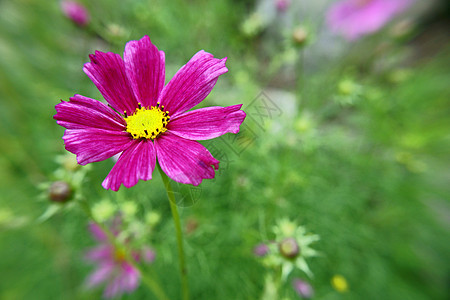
[114,248,126,262]
[124,103,170,140]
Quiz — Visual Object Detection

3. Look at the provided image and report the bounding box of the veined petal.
[120,262,140,292]
[103,275,122,299]
[124,35,165,108]
[155,133,219,185]
[54,95,125,131]
[85,245,113,262]
[63,128,133,165]
[158,50,228,116]
[85,262,115,288]
[168,104,246,140]
[88,222,108,242]
[83,51,138,114]
[102,140,156,191]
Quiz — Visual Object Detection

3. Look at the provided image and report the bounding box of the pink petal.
[63,128,134,165]
[85,262,115,288]
[326,0,412,40]
[83,51,138,114]
[141,246,156,263]
[54,94,126,131]
[158,50,228,117]
[124,35,165,108]
[103,276,122,299]
[102,140,156,191]
[88,222,108,242]
[120,262,140,292]
[168,104,246,140]
[155,133,219,185]
[85,245,113,262]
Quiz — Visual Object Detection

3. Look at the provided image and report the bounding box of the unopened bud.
[279,237,299,258]
[253,243,270,257]
[48,181,72,203]
[61,1,90,27]
[276,0,291,12]
[292,27,308,46]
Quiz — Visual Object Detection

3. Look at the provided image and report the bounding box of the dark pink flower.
[54,35,246,191]
[326,0,412,40]
[61,1,90,27]
[279,237,300,258]
[85,222,155,298]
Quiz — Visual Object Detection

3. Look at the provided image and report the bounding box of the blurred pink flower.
[292,278,314,299]
[253,243,270,257]
[84,222,155,298]
[61,1,90,27]
[275,0,291,12]
[326,0,412,40]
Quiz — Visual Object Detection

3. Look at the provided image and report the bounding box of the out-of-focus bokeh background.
[0,0,449,299]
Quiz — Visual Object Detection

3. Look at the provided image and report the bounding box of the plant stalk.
[158,165,190,300]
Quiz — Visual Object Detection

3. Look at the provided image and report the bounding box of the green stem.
[158,166,190,300]
[78,199,170,300]
[297,49,305,96]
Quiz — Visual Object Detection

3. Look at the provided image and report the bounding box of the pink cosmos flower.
[54,35,246,191]
[85,222,155,298]
[326,0,412,40]
[61,1,90,27]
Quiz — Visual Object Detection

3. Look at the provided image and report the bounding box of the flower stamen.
[124,103,170,140]
[114,248,127,263]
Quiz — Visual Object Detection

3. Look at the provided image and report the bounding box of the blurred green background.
[0,0,449,299]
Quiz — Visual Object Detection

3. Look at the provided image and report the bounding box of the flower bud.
[276,0,291,12]
[60,153,79,171]
[292,27,308,46]
[142,246,156,263]
[292,278,313,299]
[331,274,349,293]
[253,243,270,257]
[48,181,72,203]
[279,237,299,258]
[61,1,90,27]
